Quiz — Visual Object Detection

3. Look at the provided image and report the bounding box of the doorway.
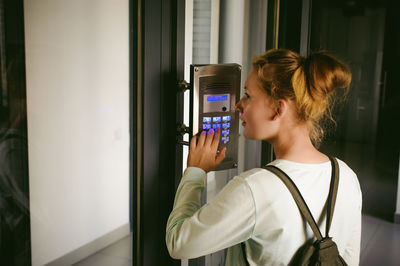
[309,0,400,222]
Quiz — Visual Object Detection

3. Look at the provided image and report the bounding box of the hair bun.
[293,51,352,120]
[306,51,352,95]
[293,51,352,146]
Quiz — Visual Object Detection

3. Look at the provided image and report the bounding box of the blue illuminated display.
[222,136,230,144]
[222,116,231,122]
[203,117,211,124]
[222,123,230,129]
[213,117,221,123]
[212,124,221,129]
[222,130,230,136]
[203,124,211,130]
[207,95,228,102]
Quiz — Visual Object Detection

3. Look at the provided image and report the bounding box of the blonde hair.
[252,49,352,146]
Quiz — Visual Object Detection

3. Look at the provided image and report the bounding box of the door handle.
[176,80,191,146]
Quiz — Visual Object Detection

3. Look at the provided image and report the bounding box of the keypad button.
[222,122,230,129]
[222,116,231,122]
[212,124,221,129]
[213,117,221,123]
[222,136,230,144]
[222,130,230,136]
[203,117,212,124]
[203,124,211,130]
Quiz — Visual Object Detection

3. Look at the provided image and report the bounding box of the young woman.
[166,49,362,265]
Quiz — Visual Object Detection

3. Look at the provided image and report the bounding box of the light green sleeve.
[166,167,256,260]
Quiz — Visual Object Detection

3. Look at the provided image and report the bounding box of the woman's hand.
[187,128,226,173]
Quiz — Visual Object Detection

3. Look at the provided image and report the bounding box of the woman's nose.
[235,100,242,112]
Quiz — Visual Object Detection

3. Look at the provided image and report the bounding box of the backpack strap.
[241,241,250,266]
[263,156,339,240]
[326,156,339,237]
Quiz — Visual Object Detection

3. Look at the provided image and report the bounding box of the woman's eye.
[244,92,250,99]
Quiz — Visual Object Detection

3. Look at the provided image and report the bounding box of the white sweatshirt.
[166,158,362,266]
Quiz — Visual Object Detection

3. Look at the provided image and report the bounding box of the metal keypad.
[191,63,241,171]
[201,115,231,144]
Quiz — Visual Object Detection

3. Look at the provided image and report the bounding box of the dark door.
[308,0,400,222]
[133,0,185,265]
[0,0,31,265]
[276,0,400,222]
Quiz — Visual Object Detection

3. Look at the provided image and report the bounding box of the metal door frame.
[132,0,185,265]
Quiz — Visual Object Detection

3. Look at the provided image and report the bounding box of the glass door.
[309,0,400,222]
[0,0,31,264]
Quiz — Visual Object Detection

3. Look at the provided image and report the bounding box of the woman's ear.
[272,99,288,121]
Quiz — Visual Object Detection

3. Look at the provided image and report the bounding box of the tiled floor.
[360,215,400,266]
[74,214,400,265]
[73,234,132,266]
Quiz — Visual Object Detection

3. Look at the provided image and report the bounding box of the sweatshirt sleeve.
[342,183,362,266]
[166,167,256,259]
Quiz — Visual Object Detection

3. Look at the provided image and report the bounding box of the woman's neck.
[271,124,329,164]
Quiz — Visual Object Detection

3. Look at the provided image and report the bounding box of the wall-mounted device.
[189,64,241,171]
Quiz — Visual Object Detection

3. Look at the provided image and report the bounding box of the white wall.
[24,1,130,265]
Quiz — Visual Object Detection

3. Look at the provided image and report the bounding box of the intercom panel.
[190,64,241,171]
